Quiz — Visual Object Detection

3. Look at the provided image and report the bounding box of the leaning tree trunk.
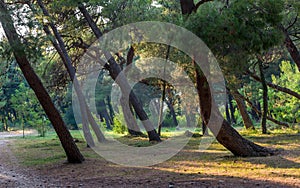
[181,0,274,156]
[280,25,300,72]
[231,90,255,129]
[78,4,161,141]
[36,0,106,144]
[197,73,275,156]
[0,1,84,163]
[120,95,144,136]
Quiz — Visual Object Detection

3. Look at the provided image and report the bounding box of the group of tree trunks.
[3,0,298,163]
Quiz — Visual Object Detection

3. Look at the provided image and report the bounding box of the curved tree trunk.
[0,1,84,163]
[197,72,275,156]
[231,90,255,129]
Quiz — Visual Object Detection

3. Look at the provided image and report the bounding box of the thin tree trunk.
[106,96,115,124]
[165,98,179,127]
[36,0,106,144]
[98,99,112,130]
[231,90,255,129]
[246,70,300,100]
[78,4,161,141]
[258,60,268,134]
[225,102,231,124]
[158,46,170,135]
[228,93,236,124]
[0,1,84,163]
[237,91,289,127]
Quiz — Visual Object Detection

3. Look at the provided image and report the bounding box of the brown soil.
[0,131,299,188]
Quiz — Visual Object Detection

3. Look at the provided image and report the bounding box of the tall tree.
[0,0,84,163]
[78,3,161,141]
[35,0,106,145]
[181,0,280,156]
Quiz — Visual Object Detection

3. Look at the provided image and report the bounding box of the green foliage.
[113,113,127,134]
[269,61,300,123]
[184,0,284,75]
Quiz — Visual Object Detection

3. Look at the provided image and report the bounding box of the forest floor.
[0,129,300,187]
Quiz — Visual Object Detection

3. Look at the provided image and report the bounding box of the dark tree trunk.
[281,25,300,72]
[0,1,84,163]
[98,99,112,130]
[106,96,115,124]
[225,102,231,124]
[165,98,179,127]
[36,0,106,143]
[258,60,268,134]
[120,95,144,136]
[228,93,236,124]
[78,4,161,141]
[180,0,196,14]
[197,72,275,156]
[232,90,255,129]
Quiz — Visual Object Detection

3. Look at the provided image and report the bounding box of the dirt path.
[1,131,299,187]
[0,131,57,187]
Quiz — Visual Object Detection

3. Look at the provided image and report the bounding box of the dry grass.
[8,128,300,187]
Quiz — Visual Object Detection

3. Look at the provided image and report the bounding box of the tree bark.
[120,95,143,136]
[258,60,268,134]
[280,25,300,72]
[228,93,236,124]
[36,0,106,144]
[106,96,115,124]
[198,72,275,156]
[231,90,255,129]
[78,4,161,141]
[225,102,231,124]
[165,98,179,127]
[180,0,275,156]
[98,99,112,130]
[0,1,84,163]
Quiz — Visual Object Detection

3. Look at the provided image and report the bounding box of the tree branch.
[246,70,300,100]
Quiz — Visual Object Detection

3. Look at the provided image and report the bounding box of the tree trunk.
[165,98,179,127]
[238,92,289,127]
[258,60,268,134]
[120,95,144,136]
[246,70,300,100]
[228,93,236,124]
[225,102,231,124]
[106,96,115,125]
[98,99,112,130]
[231,90,255,129]
[36,0,106,143]
[78,4,161,141]
[180,0,196,14]
[280,25,300,72]
[0,1,84,163]
[197,72,275,156]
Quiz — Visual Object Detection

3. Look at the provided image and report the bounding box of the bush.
[113,113,127,134]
